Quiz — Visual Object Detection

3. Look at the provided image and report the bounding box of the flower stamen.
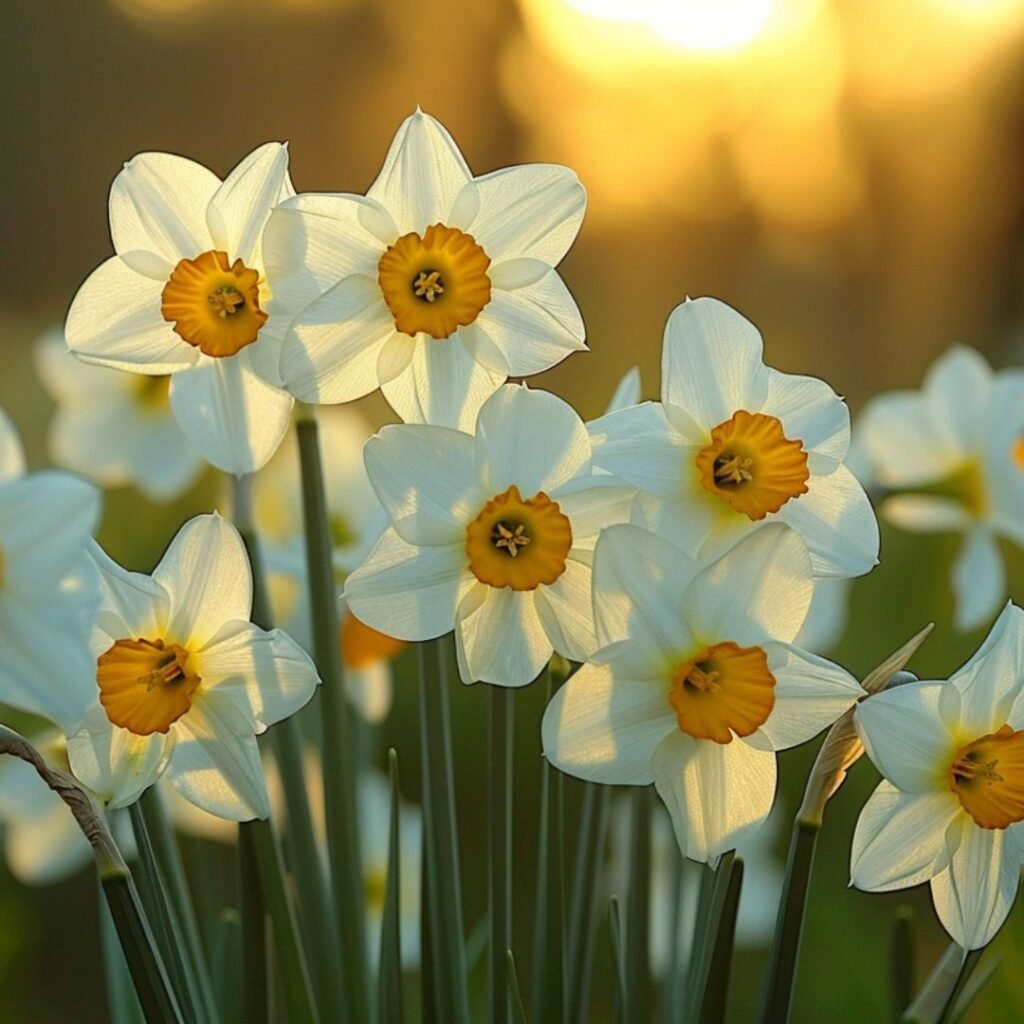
[493,521,531,557]
[413,270,445,302]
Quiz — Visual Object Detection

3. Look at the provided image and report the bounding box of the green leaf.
[507,950,530,1024]
[236,822,269,1024]
[901,943,983,1024]
[99,884,146,1024]
[700,858,744,1024]
[624,787,652,1022]
[609,896,627,1024]
[682,850,736,1023]
[890,908,916,1022]
[489,686,514,1024]
[378,749,405,1024]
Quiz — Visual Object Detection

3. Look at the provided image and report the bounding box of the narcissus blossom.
[588,297,879,578]
[852,602,1024,950]
[345,384,634,686]
[65,144,297,474]
[263,109,587,429]
[67,514,320,819]
[543,524,863,861]
[856,346,1024,630]
[35,329,204,502]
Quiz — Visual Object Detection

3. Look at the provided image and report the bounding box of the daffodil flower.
[65,144,297,474]
[263,109,587,429]
[67,514,320,819]
[542,523,864,861]
[588,297,879,578]
[856,346,1024,630]
[344,384,635,686]
[35,329,204,502]
[852,602,1024,950]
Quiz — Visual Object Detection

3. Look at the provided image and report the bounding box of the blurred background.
[3,0,1024,1020]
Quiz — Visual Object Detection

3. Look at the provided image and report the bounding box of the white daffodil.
[251,408,401,722]
[67,514,320,819]
[263,109,587,429]
[795,578,852,653]
[855,346,1024,630]
[852,602,1024,951]
[0,410,101,730]
[588,297,879,578]
[543,523,864,862]
[344,384,635,687]
[64,143,297,474]
[35,328,204,502]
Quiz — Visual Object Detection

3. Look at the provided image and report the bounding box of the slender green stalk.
[682,850,737,1023]
[662,852,687,1024]
[297,411,369,1024]
[420,826,437,1024]
[379,749,405,1024]
[506,951,530,1024]
[624,787,652,1021]
[211,908,243,1024]
[488,686,514,1024]
[891,909,916,1022]
[237,821,269,1024]
[700,859,744,1024]
[608,896,627,1024]
[418,638,470,1024]
[947,954,1000,1024]
[902,945,982,1024]
[100,885,146,1024]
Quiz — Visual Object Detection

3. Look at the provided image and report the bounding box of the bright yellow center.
[1013,438,1024,470]
[136,374,171,412]
[377,224,491,339]
[695,410,810,521]
[466,484,572,591]
[668,641,776,744]
[97,637,201,736]
[161,250,267,358]
[340,610,406,670]
[949,724,1024,830]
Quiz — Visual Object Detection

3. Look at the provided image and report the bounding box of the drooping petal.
[951,528,1004,632]
[850,782,960,892]
[652,730,777,863]
[542,662,675,784]
[154,514,252,649]
[762,367,850,467]
[533,558,597,663]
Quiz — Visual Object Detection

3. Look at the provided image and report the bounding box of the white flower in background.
[67,514,320,819]
[251,408,401,722]
[543,524,863,862]
[345,385,635,686]
[263,109,587,429]
[35,329,204,502]
[795,578,852,653]
[0,410,101,730]
[852,602,1024,951]
[65,144,297,474]
[855,346,1024,630]
[588,298,879,578]
[606,366,642,414]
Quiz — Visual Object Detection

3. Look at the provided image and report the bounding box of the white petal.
[0,407,25,481]
[454,585,551,686]
[36,329,139,401]
[652,731,777,863]
[924,346,992,455]
[206,142,292,266]
[681,525,813,646]
[343,528,466,641]
[542,661,675,784]
[794,577,851,652]
[954,602,1024,735]
[472,271,585,376]
[90,540,171,642]
[109,151,220,262]
[167,689,269,821]
[588,403,688,499]
[661,298,768,430]
[155,514,252,649]
[775,464,880,577]
[475,385,590,496]
[762,367,850,467]
[120,414,205,503]
[854,682,957,793]
[534,558,597,663]
[377,332,417,385]
[550,476,636,550]
[758,642,863,750]
[931,817,1021,950]
[850,782,960,892]
[984,370,1024,545]
[65,257,199,374]
[197,621,320,732]
[606,367,642,414]
[632,489,721,560]
[951,528,1004,632]
[367,110,473,234]
[461,163,585,264]
[364,424,479,546]
[169,351,294,474]
[882,494,971,533]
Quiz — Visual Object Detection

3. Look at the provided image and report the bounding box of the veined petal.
[951,528,1004,632]
[632,489,720,561]
[90,540,171,643]
[109,151,220,263]
[882,494,971,533]
[550,475,636,549]
[344,528,467,641]
[169,350,294,474]
[542,662,675,785]
[461,163,585,264]
[454,585,551,686]
[652,730,777,863]
[762,367,850,467]
[851,782,960,892]
[475,385,590,496]
[66,257,199,374]
[661,298,768,431]
[364,424,479,546]
[954,602,1024,735]
[367,110,473,234]
[534,558,597,663]
[154,514,252,649]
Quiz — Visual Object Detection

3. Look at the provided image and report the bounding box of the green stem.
[378,749,405,1024]
[682,850,737,1023]
[297,412,369,1024]
[506,951,530,1024]
[237,821,269,1024]
[891,909,916,1022]
[608,896,627,1024]
[100,882,146,1024]
[700,859,744,1024]
[624,787,652,1021]
[662,852,687,1024]
[488,686,514,1024]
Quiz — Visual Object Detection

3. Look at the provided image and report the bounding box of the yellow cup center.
[161,250,267,358]
[466,484,572,591]
[97,637,201,736]
[695,410,810,521]
[377,224,492,340]
[949,724,1024,830]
